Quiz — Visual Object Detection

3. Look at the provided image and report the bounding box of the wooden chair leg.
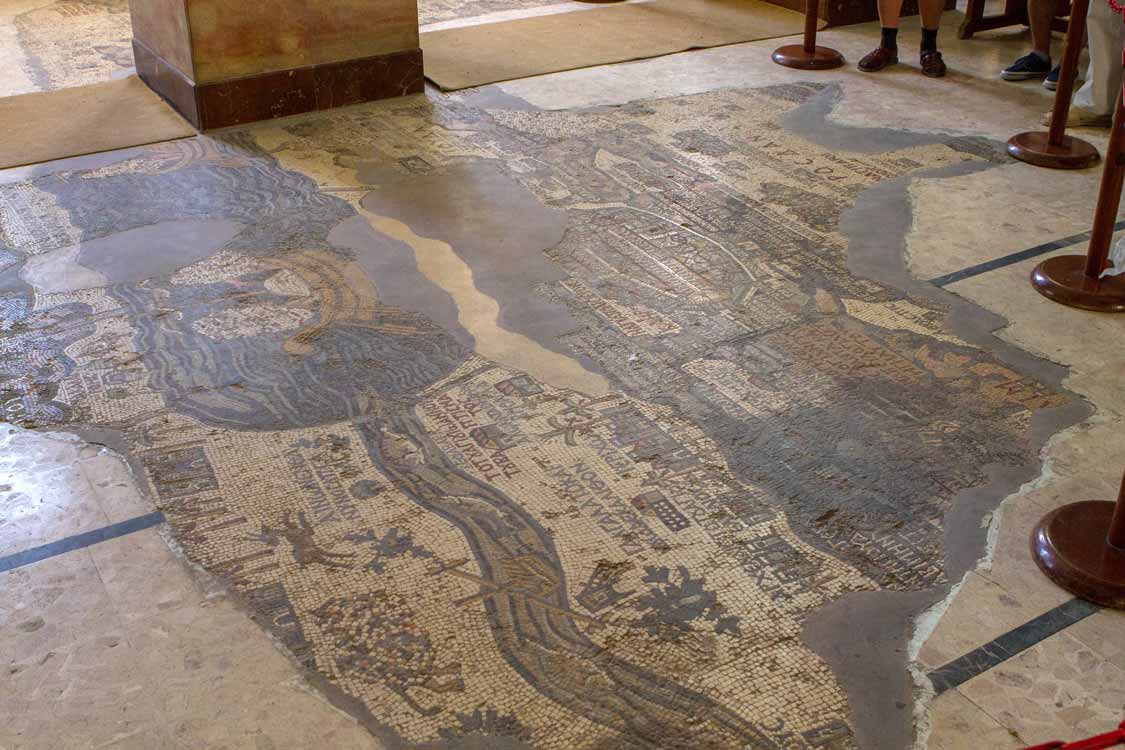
[959,0,987,39]
[1053,0,1073,29]
[1003,0,1031,25]
[959,0,1038,39]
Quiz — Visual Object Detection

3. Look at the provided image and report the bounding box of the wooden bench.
[959,0,1070,40]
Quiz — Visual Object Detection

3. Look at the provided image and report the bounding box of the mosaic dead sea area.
[0,82,1091,750]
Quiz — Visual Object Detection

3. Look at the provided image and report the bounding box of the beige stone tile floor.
[889,14,1125,744]
[2,2,1125,750]
[910,254,1125,746]
[0,427,381,750]
[957,624,1125,744]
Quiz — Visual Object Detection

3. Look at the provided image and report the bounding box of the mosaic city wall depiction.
[0,84,1072,749]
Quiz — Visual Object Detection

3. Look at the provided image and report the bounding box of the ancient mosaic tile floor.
[0,0,133,95]
[0,84,1077,749]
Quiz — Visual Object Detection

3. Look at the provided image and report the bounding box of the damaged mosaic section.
[0,83,1069,749]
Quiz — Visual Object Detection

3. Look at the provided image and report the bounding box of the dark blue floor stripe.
[0,511,165,573]
[926,597,1100,694]
[929,219,1125,287]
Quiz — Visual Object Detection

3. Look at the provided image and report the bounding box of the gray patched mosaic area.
[0,84,1080,750]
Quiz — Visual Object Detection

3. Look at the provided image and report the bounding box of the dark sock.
[1030,49,1050,64]
[921,27,938,53]
[881,27,899,50]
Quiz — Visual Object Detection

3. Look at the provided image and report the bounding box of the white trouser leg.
[1073,0,1125,115]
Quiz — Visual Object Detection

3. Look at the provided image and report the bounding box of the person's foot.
[920,50,946,78]
[1043,64,1060,90]
[858,46,898,72]
[1001,52,1052,80]
[1040,107,1112,128]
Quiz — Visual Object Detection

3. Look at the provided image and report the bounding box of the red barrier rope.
[1023,721,1125,750]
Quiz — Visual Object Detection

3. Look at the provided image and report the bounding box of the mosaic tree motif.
[633,565,742,639]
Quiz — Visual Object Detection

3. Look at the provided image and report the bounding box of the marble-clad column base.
[134,39,424,130]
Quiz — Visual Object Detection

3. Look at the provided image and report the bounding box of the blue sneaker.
[1001,52,1052,80]
[1043,65,1060,90]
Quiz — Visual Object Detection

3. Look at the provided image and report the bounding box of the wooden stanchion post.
[1030,92,1125,311]
[1008,0,1101,169]
[772,0,844,70]
[1033,465,1125,608]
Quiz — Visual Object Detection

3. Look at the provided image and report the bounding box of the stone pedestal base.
[134,40,423,130]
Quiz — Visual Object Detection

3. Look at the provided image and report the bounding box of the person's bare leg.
[878,0,905,27]
[1002,0,1056,79]
[860,0,906,70]
[1028,0,1055,57]
[919,0,944,31]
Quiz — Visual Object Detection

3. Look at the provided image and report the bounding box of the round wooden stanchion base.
[771,44,845,70]
[1033,500,1125,609]
[1007,131,1101,170]
[1030,254,1125,312]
